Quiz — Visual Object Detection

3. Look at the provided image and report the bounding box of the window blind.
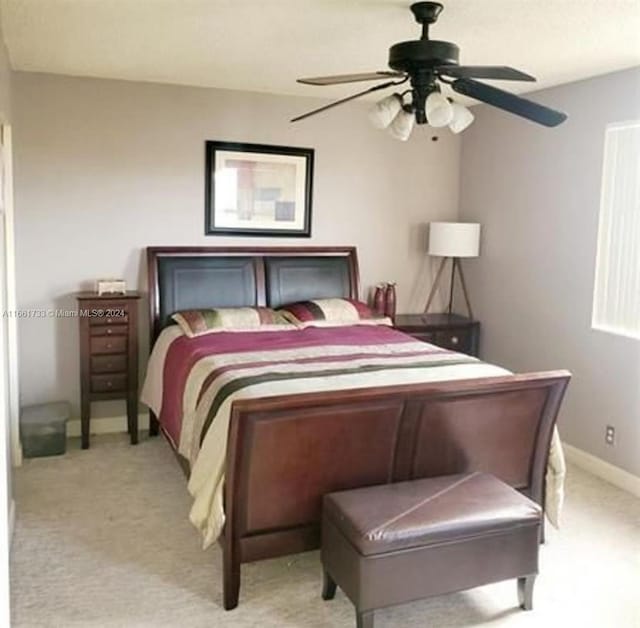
[592,121,640,339]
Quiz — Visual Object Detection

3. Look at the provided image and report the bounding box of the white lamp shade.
[428,222,481,257]
[426,91,453,127]
[368,94,402,129]
[388,108,415,141]
[449,102,474,134]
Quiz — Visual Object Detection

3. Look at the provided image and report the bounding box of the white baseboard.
[67,412,150,438]
[563,443,640,498]
[8,499,15,548]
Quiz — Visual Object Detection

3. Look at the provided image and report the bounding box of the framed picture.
[205,141,314,237]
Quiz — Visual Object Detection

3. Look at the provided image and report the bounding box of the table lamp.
[424,222,481,317]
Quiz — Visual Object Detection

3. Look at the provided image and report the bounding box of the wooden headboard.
[147,246,360,343]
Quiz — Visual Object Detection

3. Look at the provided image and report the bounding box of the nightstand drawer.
[91,354,127,374]
[410,332,436,344]
[90,324,128,337]
[89,314,129,326]
[435,329,472,352]
[90,336,127,355]
[88,310,129,326]
[91,373,127,393]
[394,314,479,357]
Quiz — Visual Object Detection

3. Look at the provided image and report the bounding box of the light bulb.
[368,94,403,129]
[388,108,415,141]
[449,101,474,134]
[426,91,453,127]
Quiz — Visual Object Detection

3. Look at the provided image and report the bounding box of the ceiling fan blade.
[291,80,399,123]
[438,65,536,82]
[451,78,567,127]
[297,71,405,86]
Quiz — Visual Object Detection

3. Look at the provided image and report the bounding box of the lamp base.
[424,257,474,318]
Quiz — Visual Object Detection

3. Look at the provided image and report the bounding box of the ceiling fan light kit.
[368,93,403,129]
[425,90,453,127]
[292,2,567,134]
[389,108,416,141]
[449,101,475,134]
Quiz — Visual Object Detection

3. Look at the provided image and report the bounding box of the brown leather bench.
[321,472,542,628]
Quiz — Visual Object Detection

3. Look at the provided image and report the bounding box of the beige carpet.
[10,434,640,628]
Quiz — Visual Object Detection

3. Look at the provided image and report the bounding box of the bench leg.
[356,609,374,628]
[518,574,536,610]
[322,569,337,600]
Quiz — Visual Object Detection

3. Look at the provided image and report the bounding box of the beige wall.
[459,67,640,476]
[12,72,461,417]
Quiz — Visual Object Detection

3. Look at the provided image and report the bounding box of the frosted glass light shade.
[388,109,415,141]
[428,222,481,257]
[368,94,402,129]
[449,102,474,134]
[426,91,453,127]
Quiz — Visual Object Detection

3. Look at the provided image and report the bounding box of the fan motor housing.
[389,40,459,72]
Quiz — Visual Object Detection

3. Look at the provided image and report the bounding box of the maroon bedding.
[157,325,443,445]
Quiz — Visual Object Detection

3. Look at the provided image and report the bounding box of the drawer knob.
[107,363,112,369]
[106,318,113,324]
[107,381,112,387]
[451,336,459,345]
[107,329,112,335]
[106,343,112,349]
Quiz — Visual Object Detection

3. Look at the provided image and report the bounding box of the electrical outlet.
[605,425,615,445]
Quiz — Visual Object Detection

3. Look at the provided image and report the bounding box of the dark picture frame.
[205,141,314,237]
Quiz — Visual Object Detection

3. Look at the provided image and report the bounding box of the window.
[592,121,640,339]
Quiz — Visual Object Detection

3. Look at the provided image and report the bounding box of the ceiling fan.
[291,2,567,134]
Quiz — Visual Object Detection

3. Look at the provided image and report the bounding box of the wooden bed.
[146,245,570,610]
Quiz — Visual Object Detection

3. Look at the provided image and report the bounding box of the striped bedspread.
[141,324,565,548]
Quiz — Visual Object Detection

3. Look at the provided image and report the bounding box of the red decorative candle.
[373,284,386,316]
[384,282,396,319]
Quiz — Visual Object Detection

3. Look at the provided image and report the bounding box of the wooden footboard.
[221,370,570,609]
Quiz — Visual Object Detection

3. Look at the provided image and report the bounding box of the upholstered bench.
[321,472,542,628]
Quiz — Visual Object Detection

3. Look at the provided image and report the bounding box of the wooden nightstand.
[76,291,141,449]
[394,313,480,357]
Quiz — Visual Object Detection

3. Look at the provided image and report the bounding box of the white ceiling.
[2,0,639,103]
